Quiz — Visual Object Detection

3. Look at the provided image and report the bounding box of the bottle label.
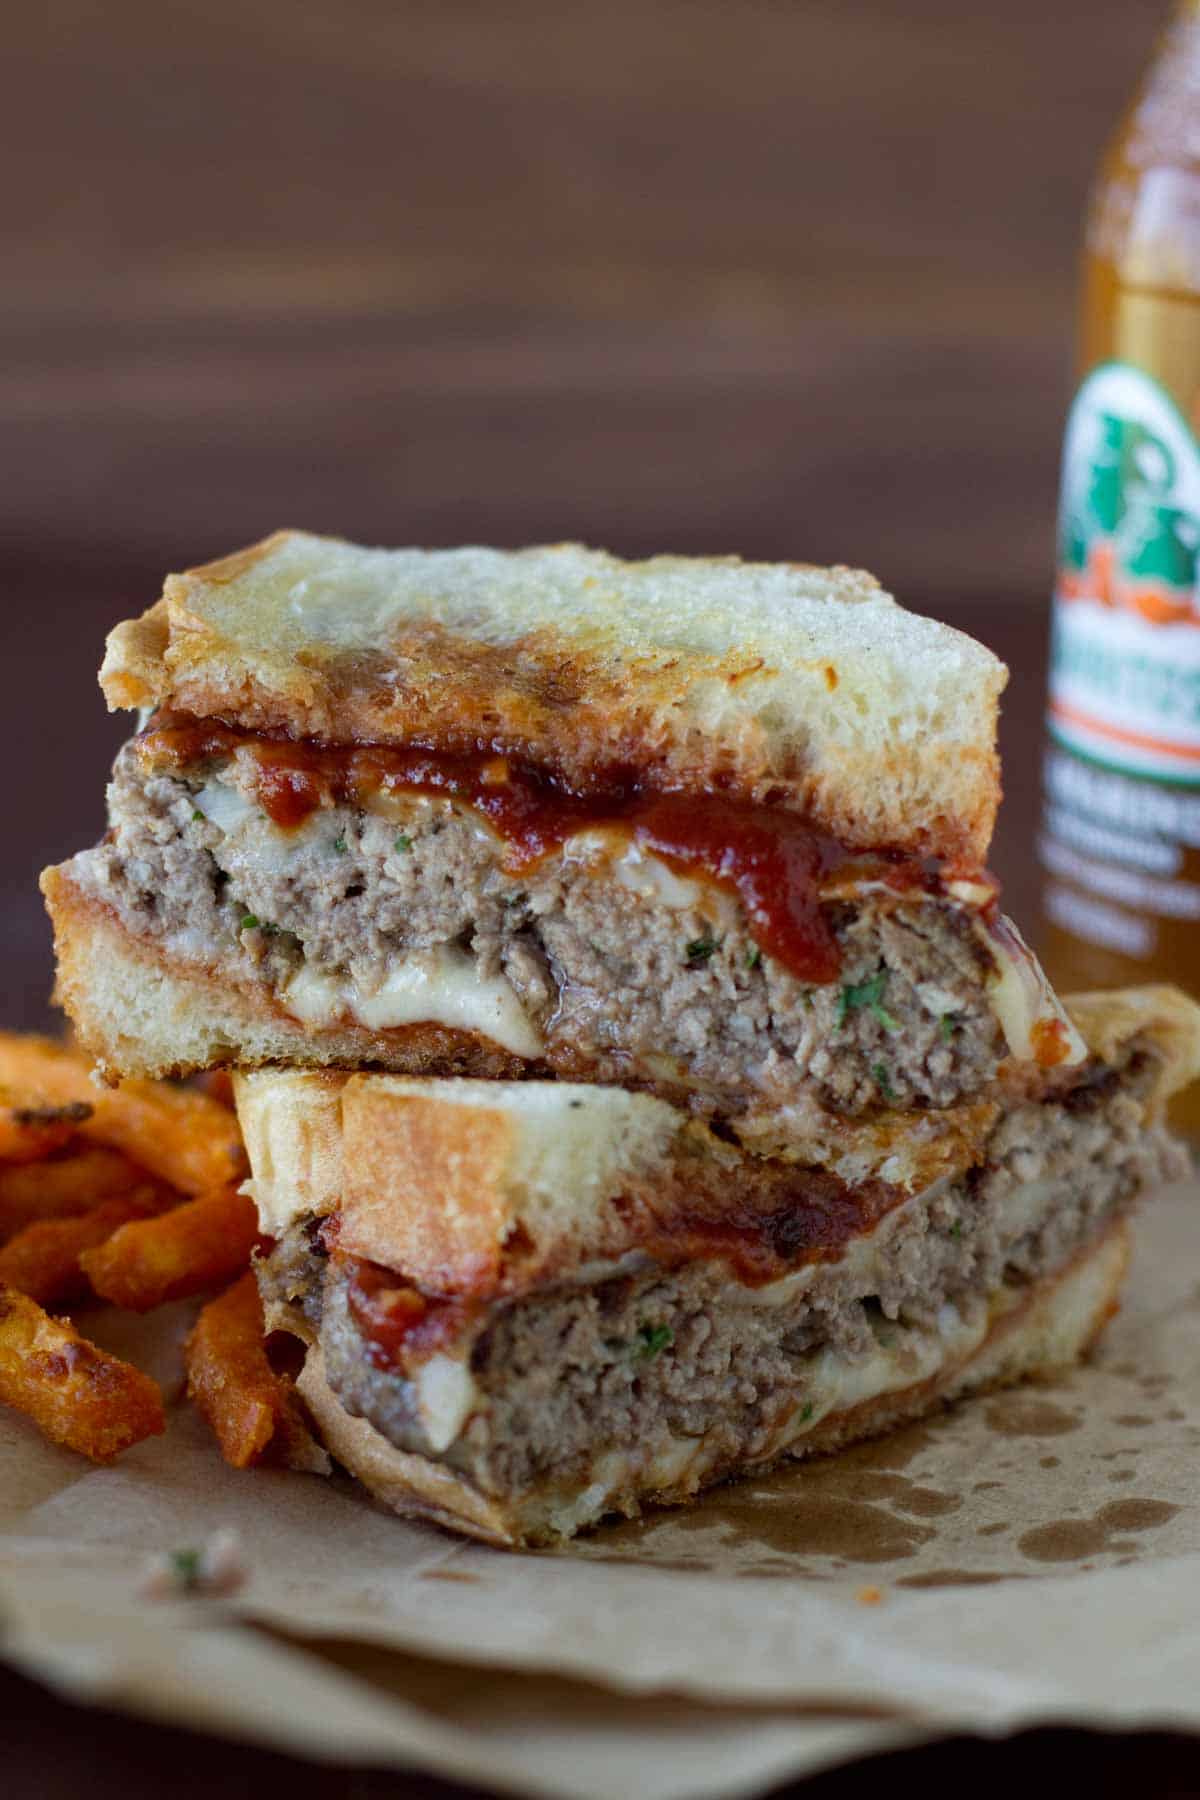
[1050,359,1200,784]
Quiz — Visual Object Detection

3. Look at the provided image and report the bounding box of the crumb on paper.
[856,1585,884,1606]
[141,1528,247,1600]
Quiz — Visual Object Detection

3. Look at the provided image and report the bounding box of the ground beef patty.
[69,739,1008,1119]
[257,1065,1184,1503]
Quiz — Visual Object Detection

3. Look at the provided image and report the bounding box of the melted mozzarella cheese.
[283,966,347,1026]
[612,840,706,909]
[282,949,541,1059]
[563,828,708,910]
[412,1354,478,1453]
[545,1451,631,1537]
[194,779,259,835]
[980,915,1086,1066]
[947,877,996,908]
[353,947,542,1057]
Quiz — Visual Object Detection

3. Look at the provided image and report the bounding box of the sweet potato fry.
[0,1147,153,1243]
[0,1034,246,1194]
[0,1085,92,1164]
[0,1281,165,1460]
[80,1183,259,1312]
[185,1272,326,1471]
[0,1187,164,1308]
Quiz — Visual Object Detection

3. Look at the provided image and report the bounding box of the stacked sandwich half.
[43,532,1200,1545]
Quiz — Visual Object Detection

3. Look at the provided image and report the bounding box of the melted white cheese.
[947,877,995,908]
[545,1451,631,1536]
[803,1300,984,1424]
[980,914,1086,1066]
[412,1354,478,1453]
[353,947,542,1057]
[281,949,541,1059]
[283,966,348,1027]
[194,779,259,835]
[612,841,706,909]
[562,828,707,910]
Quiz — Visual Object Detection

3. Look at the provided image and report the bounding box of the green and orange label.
[1051,360,1200,782]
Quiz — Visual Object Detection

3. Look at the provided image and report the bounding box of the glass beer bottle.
[1038,0,1200,1130]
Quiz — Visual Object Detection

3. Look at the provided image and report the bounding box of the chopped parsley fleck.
[837,970,899,1032]
[799,1401,815,1423]
[634,1323,674,1360]
[686,937,719,964]
[239,913,260,931]
[394,833,412,853]
[949,1220,963,1239]
[746,945,762,969]
[168,1548,203,1592]
[192,809,205,823]
[871,1061,897,1102]
[333,834,348,854]
[939,1013,957,1045]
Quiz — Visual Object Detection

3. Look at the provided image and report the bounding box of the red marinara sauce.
[344,1257,470,1371]
[138,713,963,985]
[621,1170,904,1286]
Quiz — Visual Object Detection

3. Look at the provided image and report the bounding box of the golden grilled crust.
[99,530,1007,862]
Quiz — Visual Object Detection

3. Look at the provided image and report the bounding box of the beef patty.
[66,737,1012,1121]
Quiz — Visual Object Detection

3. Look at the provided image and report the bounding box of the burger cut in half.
[239,986,1200,1546]
[45,532,1081,1155]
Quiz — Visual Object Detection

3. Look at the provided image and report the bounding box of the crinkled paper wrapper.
[4,1179,1200,1799]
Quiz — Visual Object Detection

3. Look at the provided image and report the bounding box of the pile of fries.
[0,1033,319,1471]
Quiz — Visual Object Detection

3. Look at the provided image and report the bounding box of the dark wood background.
[3,0,1167,1027]
[5,0,1192,1794]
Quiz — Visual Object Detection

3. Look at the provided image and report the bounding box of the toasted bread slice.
[236,985,1200,1301]
[289,1218,1131,1548]
[99,532,1006,862]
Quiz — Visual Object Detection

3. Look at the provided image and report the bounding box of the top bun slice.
[101,531,1007,863]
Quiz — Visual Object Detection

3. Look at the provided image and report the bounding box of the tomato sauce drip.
[140,713,957,984]
[344,1257,472,1370]
[618,1171,903,1286]
[1030,1015,1073,1069]
[636,799,844,984]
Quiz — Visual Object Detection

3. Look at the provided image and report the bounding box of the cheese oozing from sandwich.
[148,716,1084,1074]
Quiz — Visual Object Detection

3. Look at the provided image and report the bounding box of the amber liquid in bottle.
[1037,2,1200,1131]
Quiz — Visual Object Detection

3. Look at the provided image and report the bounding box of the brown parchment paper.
[3,1177,1200,1799]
